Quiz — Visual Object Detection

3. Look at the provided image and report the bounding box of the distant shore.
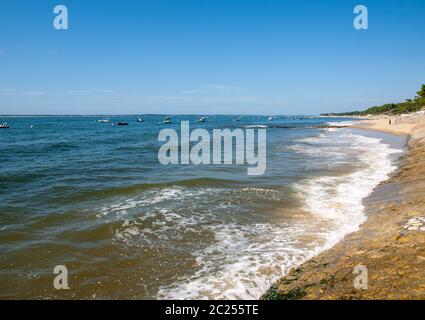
[263,111,425,300]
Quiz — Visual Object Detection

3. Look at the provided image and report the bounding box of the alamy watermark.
[353,265,368,290]
[158,121,267,176]
[51,4,368,32]
[49,3,369,177]
[53,265,70,290]
[354,5,368,30]
[53,5,68,30]
[51,4,368,31]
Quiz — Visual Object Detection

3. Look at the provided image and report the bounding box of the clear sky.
[1,0,424,115]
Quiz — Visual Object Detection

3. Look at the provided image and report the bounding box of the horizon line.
[0,113,323,117]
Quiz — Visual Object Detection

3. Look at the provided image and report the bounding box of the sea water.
[0,115,405,299]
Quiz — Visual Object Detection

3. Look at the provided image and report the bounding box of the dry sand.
[263,111,425,300]
[353,112,425,137]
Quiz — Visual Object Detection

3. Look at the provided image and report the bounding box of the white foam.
[244,125,268,129]
[295,132,402,249]
[156,222,311,300]
[155,129,403,300]
[95,187,203,217]
[326,121,356,127]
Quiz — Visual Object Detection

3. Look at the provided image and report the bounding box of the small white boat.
[0,123,10,129]
[268,116,275,122]
[162,116,172,124]
[97,119,110,123]
[137,117,144,123]
[197,116,206,123]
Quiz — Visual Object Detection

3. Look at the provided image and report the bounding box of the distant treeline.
[322,84,425,116]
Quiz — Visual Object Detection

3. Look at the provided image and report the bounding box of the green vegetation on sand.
[322,84,425,116]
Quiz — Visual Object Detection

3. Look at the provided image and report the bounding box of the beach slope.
[263,113,425,300]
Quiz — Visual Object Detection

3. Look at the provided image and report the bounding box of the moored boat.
[162,116,172,124]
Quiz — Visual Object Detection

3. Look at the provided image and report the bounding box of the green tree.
[417,84,425,99]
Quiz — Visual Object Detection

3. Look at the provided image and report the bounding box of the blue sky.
[0,0,424,115]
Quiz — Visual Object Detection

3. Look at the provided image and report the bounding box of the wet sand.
[263,112,425,300]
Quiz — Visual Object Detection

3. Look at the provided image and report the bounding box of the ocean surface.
[0,115,405,299]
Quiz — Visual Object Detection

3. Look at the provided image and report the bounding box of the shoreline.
[263,113,425,300]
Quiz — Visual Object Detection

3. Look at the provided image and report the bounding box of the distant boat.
[118,122,129,126]
[97,119,110,123]
[137,117,144,123]
[197,116,206,123]
[0,123,10,129]
[162,116,172,124]
[268,116,275,121]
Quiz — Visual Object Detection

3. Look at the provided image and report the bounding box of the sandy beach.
[263,111,425,300]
